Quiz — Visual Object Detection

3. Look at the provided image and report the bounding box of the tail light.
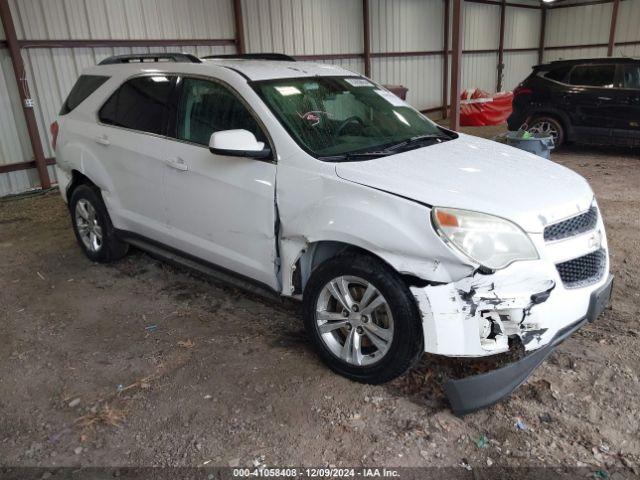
[513,86,533,98]
[50,121,59,150]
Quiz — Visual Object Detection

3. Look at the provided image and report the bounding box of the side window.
[99,75,176,135]
[544,65,571,83]
[568,65,615,88]
[60,75,110,115]
[177,77,266,146]
[622,65,640,89]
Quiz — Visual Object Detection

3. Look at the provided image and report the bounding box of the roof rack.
[202,53,296,62]
[99,53,202,65]
[540,57,639,66]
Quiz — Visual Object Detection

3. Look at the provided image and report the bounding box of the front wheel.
[302,253,423,384]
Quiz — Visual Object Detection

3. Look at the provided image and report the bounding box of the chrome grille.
[544,207,598,242]
[556,249,606,288]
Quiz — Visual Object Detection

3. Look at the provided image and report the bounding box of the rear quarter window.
[60,75,110,115]
[544,65,571,83]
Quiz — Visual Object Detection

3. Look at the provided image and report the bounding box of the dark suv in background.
[508,58,640,147]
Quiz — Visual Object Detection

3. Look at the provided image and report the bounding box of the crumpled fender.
[276,164,475,296]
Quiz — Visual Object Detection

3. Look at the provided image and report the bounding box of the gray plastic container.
[504,132,555,159]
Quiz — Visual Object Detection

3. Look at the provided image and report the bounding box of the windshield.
[252,76,450,159]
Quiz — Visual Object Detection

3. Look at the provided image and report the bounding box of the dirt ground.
[1,127,639,474]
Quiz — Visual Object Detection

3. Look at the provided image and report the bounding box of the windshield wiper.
[384,133,449,152]
[319,151,393,162]
[319,131,454,162]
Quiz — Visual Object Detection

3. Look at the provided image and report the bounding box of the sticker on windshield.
[374,89,409,107]
[298,110,329,127]
[275,86,301,96]
[344,78,374,88]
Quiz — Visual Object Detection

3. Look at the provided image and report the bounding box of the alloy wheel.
[529,120,559,140]
[315,275,394,366]
[75,199,103,252]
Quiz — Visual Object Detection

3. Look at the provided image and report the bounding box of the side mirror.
[209,129,271,159]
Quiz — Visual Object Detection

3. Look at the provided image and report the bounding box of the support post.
[233,0,246,54]
[607,0,619,57]
[538,5,546,65]
[363,0,372,77]
[442,0,450,119]
[449,0,462,131]
[0,0,51,189]
[497,0,506,92]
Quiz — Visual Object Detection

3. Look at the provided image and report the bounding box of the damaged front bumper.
[410,252,613,415]
[444,274,613,415]
[411,257,609,357]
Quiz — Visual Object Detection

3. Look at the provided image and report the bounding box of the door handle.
[165,157,188,171]
[94,135,110,146]
[597,96,612,101]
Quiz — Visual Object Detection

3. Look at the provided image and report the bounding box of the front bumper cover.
[445,274,613,416]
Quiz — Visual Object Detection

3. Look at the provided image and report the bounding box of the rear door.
[563,64,618,136]
[96,74,177,241]
[162,76,278,289]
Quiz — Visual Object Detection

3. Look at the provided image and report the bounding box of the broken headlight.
[432,207,538,270]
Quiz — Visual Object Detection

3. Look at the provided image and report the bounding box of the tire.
[528,115,565,147]
[69,184,128,263]
[303,253,424,384]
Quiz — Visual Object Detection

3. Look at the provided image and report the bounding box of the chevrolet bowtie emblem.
[588,230,602,250]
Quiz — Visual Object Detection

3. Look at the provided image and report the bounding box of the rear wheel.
[528,115,565,147]
[303,253,423,384]
[69,185,128,263]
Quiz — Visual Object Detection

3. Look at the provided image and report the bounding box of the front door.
[162,77,278,290]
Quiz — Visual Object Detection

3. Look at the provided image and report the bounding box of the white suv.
[53,53,613,414]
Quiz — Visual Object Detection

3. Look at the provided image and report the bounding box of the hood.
[335,133,594,233]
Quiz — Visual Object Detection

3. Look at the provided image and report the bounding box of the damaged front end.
[411,260,613,415]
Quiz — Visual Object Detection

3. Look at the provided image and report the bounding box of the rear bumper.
[444,274,613,415]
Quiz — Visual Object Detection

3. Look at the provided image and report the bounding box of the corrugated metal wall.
[502,5,540,90]
[240,0,365,75]
[613,0,640,57]
[10,0,236,40]
[242,0,363,56]
[371,0,444,110]
[543,2,612,62]
[545,3,613,50]
[460,2,500,92]
[0,47,40,196]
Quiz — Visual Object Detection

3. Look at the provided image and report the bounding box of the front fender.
[277,166,475,295]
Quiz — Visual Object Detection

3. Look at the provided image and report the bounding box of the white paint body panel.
[56,60,609,359]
